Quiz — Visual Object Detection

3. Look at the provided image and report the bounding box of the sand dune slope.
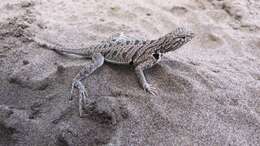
[0,0,260,145]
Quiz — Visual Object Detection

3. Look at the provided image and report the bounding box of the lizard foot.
[69,80,88,104]
[144,84,158,95]
[70,80,89,117]
[79,85,88,104]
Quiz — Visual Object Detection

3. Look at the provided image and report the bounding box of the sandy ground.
[0,0,260,145]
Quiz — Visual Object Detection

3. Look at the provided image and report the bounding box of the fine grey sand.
[0,0,260,145]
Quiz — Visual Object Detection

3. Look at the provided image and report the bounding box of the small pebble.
[20,2,34,8]
[57,65,65,73]
[146,13,151,16]
[23,60,29,65]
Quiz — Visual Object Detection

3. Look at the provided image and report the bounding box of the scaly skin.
[33,27,194,117]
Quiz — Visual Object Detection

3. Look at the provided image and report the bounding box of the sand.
[0,0,260,145]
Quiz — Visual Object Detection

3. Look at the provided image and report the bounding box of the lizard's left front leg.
[134,56,158,95]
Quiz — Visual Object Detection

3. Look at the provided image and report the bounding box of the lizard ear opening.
[152,53,160,60]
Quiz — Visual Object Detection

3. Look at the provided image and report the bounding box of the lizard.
[32,27,194,117]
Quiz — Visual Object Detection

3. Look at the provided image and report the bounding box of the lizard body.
[33,28,194,117]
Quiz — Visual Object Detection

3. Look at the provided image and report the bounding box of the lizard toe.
[79,88,88,104]
[144,84,158,95]
[69,81,77,100]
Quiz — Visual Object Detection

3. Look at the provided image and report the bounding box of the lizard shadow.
[103,57,212,96]
[154,58,213,94]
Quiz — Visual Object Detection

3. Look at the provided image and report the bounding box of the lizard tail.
[32,36,92,57]
[33,36,63,51]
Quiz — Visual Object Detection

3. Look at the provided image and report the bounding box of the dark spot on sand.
[22,60,29,65]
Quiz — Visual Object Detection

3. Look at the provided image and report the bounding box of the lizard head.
[158,27,194,53]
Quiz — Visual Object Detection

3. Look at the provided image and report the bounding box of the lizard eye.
[181,36,186,39]
[152,53,160,59]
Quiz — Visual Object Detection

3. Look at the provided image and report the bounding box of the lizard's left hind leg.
[70,53,104,117]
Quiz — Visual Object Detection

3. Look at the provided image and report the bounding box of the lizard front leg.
[70,53,104,117]
[134,56,158,95]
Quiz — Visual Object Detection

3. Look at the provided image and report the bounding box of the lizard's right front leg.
[70,53,104,117]
[134,56,158,95]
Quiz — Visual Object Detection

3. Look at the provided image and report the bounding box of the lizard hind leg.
[69,53,104,117]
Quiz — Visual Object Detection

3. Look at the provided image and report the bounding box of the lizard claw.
[144,84,158,95]
[69,83,75,101]
[79,87,88,117]
[69,87,74,101]
[79,87,88,104]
